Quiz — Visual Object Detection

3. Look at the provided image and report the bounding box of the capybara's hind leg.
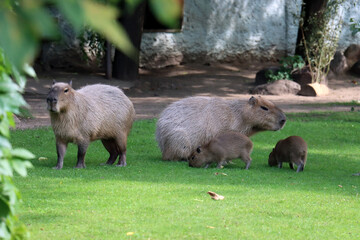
[240,153,252,170]
[115,135,127,167]
[289,162,294,169]
[75,143,89,168]
[101,139,119,165]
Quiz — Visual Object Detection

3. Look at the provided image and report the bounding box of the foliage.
[0,1,181,238]
[349,18,360,35]
[0,49,35,239]
[299,0,345,83]
[265,55,305,82]
[10,113,360,239]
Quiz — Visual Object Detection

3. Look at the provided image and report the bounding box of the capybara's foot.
[74,164,86,169]
[53,165,62,170]
[116,162,127,167]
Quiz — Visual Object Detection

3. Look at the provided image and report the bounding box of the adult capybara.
[188,131,253,169]
[47,81,135,169]
[156,96,286,161]
[268,136,307,172]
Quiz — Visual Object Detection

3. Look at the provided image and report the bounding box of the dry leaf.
[338,185,343,188]
[206,226,215,229]
[126,232,134,236]
[38,157,48,161]
[207,191,224,200]
[215,172,228,176]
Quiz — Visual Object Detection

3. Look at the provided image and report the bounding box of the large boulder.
[344,44,360,69]
[250,80,301,95]
[330,51,348,75]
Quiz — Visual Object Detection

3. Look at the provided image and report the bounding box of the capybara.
[47,81,135,169]
[188,131,253,169]
[268,136,308,172]
[156,96,286,161]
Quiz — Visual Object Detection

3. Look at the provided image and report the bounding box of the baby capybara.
[188,131,253,169]
[268,136,307,172]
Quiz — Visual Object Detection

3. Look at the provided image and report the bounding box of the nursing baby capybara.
[268,136,308,172]
[156,96,286,161]
[47,81,135,169]
[188,131,253,169]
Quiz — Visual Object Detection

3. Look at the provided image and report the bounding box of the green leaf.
[0,196,10,219]
[11,148,35,160]
[0,113,10,138]
[23,63,37,78]
[0,221,11,239]
[149,0,182,28]
[56,0,85,34]
[0,136,11,149]
[0,9,38,70]
[11,160,33,177]
[82,0,137,59]
[0,159,13,177]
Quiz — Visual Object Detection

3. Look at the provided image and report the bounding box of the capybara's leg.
[101,139,119,165]
[289,162,294,169]
[75,143,89,168]
[278,162,283,168]
[296,163,304,172]
[54,139,68,170]
[115,135,127,167]
[217,159,226,168]
[240,153,252,170]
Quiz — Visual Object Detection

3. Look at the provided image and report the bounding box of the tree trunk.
[295,0,328,58]
[112,0,146,80]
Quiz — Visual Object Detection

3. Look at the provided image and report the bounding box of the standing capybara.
[156,96,286,161]
[47,81,135,169]
[188,131,253,169]
[268,136,308,172]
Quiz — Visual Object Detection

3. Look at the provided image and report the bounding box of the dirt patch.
[17,63,360,129]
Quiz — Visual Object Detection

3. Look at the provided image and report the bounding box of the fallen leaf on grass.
[38,157,48,161]
[126,232,134,236]
[338,185,343,188]
[206,226,215,229]
[215,172,227,176]
[193,199,204,202]
[207,191,224,200]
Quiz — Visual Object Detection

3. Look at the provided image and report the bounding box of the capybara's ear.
[249,96,257,105]
[69,80,73,87]
[196,147,201,153]
[52,79,57,85]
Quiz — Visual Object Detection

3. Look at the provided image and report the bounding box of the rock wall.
[140,0,303,68]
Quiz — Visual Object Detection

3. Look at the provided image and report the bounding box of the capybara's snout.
[278,113,286,129]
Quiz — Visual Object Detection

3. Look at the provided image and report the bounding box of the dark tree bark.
[112,0,146,80]
[295,0,328,58]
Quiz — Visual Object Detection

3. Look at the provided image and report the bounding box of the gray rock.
[344,44,360,69]
[251,80,301,95]
[330,51,348,75]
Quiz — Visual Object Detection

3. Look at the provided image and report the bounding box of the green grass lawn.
[11,112,360,240]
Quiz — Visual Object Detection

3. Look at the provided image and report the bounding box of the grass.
[11,112,360,239]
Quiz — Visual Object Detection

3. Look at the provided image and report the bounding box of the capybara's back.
[156,96,286,161]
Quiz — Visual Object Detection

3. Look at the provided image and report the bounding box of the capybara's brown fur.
[47,81,135,169]
[156,96,286,161]
[188,131,253,169]
[268,136,307,172]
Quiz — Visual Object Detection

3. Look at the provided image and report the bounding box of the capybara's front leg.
[54,139,68,170]
[278,162,283,168]
[75,143,88,168]
[296,163,304,172]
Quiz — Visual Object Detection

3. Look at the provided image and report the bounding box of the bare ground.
[17,63,360,129]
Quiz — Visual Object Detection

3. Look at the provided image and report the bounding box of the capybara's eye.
[64,88,69,93]
[260,106,268,111]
